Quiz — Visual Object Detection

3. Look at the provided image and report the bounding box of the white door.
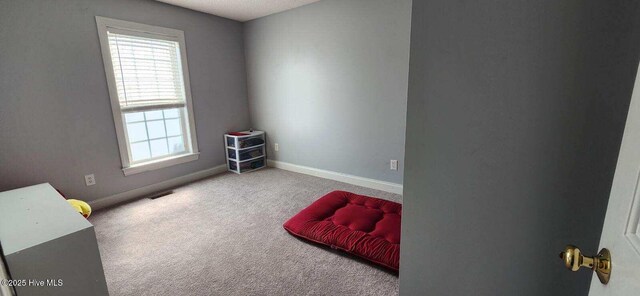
[589,62,640,295]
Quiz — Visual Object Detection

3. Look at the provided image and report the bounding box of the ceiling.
[156,0,323,22]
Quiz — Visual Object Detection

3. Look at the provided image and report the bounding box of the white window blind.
[107,31,186,112]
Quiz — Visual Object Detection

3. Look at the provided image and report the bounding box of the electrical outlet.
[85,174,96,186]
[390,160,398,171]
[274,143,279,152]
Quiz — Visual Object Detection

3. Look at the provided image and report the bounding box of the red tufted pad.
[283,190,401,271]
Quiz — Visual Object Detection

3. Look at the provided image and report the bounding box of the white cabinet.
[0,184,109,296]
[224,131,266,174]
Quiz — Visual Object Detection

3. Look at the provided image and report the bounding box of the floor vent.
[148,190,173,200]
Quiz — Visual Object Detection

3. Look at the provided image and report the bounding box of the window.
[96,17,198,175]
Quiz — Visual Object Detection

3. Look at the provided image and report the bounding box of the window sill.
[122,153,199,176]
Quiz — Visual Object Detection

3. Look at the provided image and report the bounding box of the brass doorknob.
[559,245,611,284]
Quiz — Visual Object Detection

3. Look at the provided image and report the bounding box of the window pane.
[131,142,151,161]
[125,112,144,122]
[145,110,163,120]
[163,108,180,118]
[146,120,166,139]
[165,119,182,137]
[126,122,148,142]
[150,138,169,157]
[168,136,185,154]
[126,107,188,163]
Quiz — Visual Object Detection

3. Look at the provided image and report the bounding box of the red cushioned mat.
[283,190,401,271]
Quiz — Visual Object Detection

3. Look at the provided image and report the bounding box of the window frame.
[96,16,199,176]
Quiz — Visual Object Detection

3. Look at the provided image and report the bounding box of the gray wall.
[400,0,640,295]
[0,0,250,202]
[244,0,411,184]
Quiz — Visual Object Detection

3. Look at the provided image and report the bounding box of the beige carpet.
[90,168,401,295]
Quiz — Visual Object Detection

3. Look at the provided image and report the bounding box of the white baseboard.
[267,160,403,195]
[89,164,228,210]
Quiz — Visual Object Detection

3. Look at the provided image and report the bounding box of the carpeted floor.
[90,168,401,296]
